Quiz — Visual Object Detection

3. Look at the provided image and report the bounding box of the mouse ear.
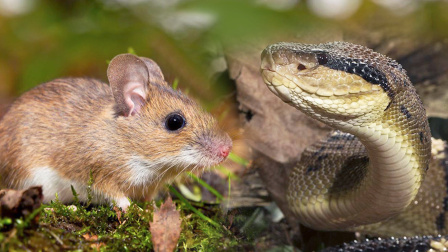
[107,54,150,117]
[138,57,168,87]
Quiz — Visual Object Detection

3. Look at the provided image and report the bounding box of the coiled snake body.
[260,42,448,236]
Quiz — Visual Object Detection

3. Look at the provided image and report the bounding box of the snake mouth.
[260,69,290,102]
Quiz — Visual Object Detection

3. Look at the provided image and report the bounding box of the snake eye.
[317,53,329,65]
[165,113,186,132]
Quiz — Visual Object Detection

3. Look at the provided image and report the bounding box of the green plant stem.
[168,186,221,229]
[228,152,249,166]
[188,172,224,201]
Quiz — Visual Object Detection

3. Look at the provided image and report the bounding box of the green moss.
[0,156,255,251]
[177,198,239,251]
[0,190,246,251]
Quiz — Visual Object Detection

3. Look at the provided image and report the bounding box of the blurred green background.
[1,0,447,110]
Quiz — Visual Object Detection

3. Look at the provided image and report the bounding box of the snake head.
[260,41,407,127]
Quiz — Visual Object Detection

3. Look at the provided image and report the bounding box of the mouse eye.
[165,113,186,131]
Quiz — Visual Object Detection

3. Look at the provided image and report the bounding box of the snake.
[260,41,448,237]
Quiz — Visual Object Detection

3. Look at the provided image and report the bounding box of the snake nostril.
[298,64,307,71]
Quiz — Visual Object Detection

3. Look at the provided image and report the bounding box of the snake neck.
[288,89,432,230]
[343,118,427,225]
[352,89,431,192]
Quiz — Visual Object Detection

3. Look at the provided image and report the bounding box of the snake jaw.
[261,69,291,103]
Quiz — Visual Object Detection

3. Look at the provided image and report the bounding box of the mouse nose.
[219,145,231,158]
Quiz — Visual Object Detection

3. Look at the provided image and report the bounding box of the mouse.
[0,53,232,210]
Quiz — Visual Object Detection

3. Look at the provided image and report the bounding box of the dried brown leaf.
[82,234,105,251]
[82,234,98,241]
[149,196,181,252]
[113,206,123,224]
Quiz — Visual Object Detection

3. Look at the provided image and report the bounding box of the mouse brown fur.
[0,54,232,209]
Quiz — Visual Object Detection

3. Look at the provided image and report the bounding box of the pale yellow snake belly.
[259,41,448,236]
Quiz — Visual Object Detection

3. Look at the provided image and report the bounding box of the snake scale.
[260,41,448,238]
